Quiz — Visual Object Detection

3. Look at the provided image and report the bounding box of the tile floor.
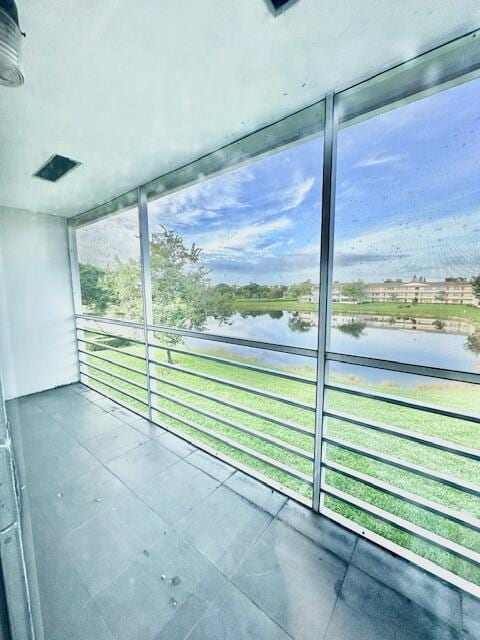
[5,384,478,640]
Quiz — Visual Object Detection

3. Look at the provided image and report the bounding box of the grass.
[232,298,317,312]
[81,334,480,586]
[230,298,480,326]
[332,302,480,325]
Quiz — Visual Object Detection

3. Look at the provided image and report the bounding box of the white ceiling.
[1,0,480,218]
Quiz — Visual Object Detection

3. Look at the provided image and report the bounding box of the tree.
[472,276,480,305]
[149,227,232,363]
[341,281,367,303]
[288,312,312,332]
[465,330,480,356]
[101,259,143,322]
[337,320,366,338]
[79,263,113,314]
[287,280,313,300]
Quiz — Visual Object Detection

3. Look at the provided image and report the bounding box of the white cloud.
[334,208,480,282]
[354,153,404,168]
[149,165,253,228]
[202,216,294,255]
[258,175,316,214]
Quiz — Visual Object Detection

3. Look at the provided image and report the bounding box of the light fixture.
[0,0,24,87]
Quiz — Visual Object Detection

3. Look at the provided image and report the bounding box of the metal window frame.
[67,28,480,596]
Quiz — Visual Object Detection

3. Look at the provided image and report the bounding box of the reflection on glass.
[331,77,480,373]
[76,206,144,322]
[147,137,323,347]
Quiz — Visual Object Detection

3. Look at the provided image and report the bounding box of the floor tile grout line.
[184,577,297,640]
[320,536,359,640]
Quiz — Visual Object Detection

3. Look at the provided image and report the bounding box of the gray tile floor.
[5,384,478,640]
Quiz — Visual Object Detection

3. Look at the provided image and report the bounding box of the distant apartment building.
[300,278,479,306]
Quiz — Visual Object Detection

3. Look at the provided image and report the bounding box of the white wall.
[0,206,78,400]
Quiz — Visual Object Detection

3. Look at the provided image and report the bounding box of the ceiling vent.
[33,155,81,182]
[266,0,299,15]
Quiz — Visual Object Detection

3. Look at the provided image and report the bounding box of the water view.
[186,310,480,383]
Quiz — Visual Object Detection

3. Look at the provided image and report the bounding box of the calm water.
[184,310,480,385]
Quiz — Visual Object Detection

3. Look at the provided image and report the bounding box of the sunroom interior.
[0,2,479,639]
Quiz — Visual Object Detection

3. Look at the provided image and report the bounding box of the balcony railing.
[75,312,480,594]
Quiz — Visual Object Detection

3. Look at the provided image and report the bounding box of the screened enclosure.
[66,30,480,596]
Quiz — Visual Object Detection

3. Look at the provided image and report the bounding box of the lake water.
[184,310,480,385]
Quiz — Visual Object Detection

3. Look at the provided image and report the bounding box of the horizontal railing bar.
[77,327,145,345]
[323,458,480,533]
[325,409,480,461]
[324,435,480,497]
[322,484,480,565]
[149,341,316,385]
[79,378,148,419]
[76,326,145,345]
[326,382,480,425]
[79,371,148,406]
[75,314,317,358]
[76,314,144,331]
[78,349,147,376]
[149,358,316,412]
[149,373,314,437]
[151,403,313,485]
[77,338,147,362]
[79,360,148,393]
[326,352,480,385]
[149,323,318,358]
[151,387,314,460]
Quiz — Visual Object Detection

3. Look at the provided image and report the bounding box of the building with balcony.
[330,279,480,305]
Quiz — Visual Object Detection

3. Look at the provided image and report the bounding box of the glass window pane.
[76,206,144,323]
[148,136,323,348]
[331,77,480,373]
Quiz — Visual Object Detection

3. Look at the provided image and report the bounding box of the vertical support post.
[138,186,154,421]
[67,221,83,383]
[313,93,338,512]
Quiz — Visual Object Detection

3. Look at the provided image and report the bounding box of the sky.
[78,75,480,286]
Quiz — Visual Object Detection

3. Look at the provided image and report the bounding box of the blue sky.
[148,137,323,285]
[80,76,480,285]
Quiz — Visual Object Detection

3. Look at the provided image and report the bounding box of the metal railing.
[74,312,480,593]
[76,315,317,500]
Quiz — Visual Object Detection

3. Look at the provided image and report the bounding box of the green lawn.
[230,299,480,326]
[332,302,480,325]
[232,298,317,312]
[81,335,480,586]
